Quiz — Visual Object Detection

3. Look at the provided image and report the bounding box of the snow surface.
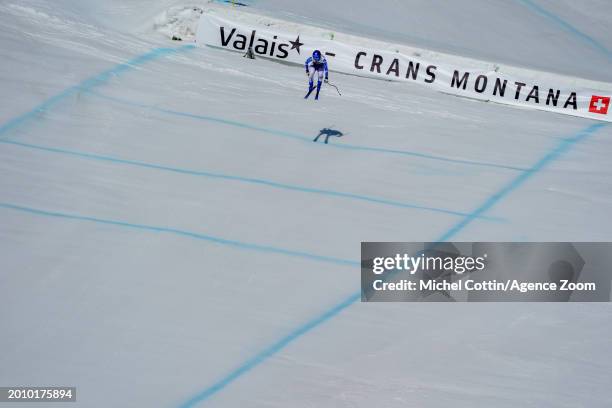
[0,1,611,407]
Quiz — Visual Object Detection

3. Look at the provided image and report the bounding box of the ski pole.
[327,81,342,96]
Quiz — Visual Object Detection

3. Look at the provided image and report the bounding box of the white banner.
[197,12,612,122]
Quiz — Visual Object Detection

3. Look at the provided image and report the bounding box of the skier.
[304,50,328,100]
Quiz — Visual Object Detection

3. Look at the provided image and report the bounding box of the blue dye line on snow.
[213,0,256,5]
[1,140,501,221]
[516,0,612,61]
[0,202,357,267]
[176,121,607,407]
[0,45,195,142]
[437,122,608,242]
[86,90,527,172]
[178,291,361,408]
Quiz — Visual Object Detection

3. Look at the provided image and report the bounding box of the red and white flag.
[589,95,610,115]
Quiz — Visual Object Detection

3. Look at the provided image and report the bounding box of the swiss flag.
[589,95,610,115]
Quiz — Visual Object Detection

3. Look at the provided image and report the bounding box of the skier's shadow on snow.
[313,128,344,144]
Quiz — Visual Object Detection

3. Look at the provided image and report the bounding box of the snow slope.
[0,1,611,407]
[247,0,612,82]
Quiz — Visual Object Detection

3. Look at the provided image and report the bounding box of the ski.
[304,86,316,99]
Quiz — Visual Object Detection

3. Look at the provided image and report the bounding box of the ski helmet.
[312,50,322,61]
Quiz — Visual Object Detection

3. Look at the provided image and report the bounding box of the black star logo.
[289,36,304,54]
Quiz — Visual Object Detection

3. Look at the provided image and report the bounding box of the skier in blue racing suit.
[305,50,328,100]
